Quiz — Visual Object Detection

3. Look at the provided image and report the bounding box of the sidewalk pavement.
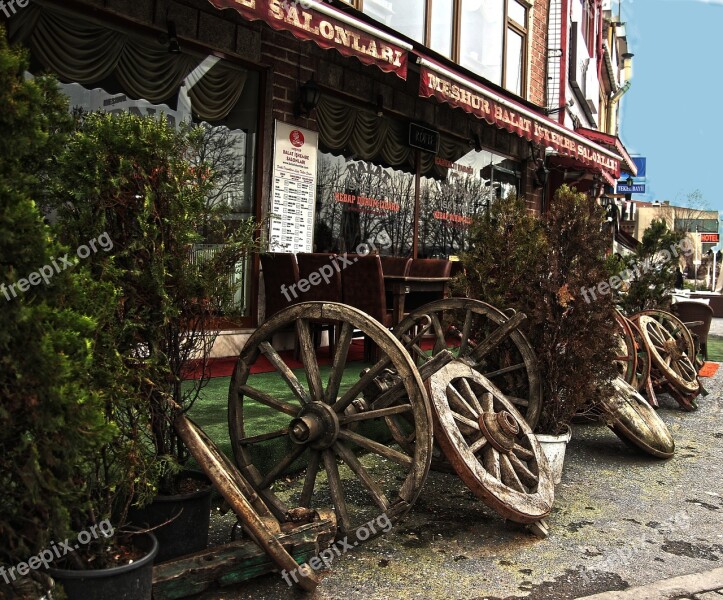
[577,566,723,600]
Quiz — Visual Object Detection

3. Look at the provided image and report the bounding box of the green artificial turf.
[186,363,393,477]
[705,336,723,362]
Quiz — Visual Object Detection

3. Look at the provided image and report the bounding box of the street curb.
[575,567,723,599]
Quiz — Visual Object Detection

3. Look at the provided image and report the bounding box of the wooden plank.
[153,513,337,600]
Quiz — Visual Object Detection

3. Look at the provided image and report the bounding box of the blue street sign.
[616,182,645,194]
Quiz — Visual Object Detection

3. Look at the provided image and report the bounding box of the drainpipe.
[597,0,604,81]
[609,53,633,135]
[558,0,569,124]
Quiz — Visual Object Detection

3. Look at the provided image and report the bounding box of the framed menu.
[268,121,318,253]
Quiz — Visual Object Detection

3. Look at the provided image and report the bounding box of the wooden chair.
[380,256,412,277]
[341,254,393,361]
[672,301,714,360]
[405,258,452,310]
[296,253,342,355]
[259,253,300,354]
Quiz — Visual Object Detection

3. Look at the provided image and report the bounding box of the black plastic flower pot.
[48,531,158,600]
[127,470,212,563]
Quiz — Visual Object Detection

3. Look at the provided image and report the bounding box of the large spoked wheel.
[600,378,675,459]
[614,312,638,387]
[426,361,554,523]
[633,312,699,403]
[228,302,433,544]
[393,298,542,429]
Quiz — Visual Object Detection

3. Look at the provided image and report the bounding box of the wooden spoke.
[332,354,393,413]
[508,453,538,488]
[258,445,307,490]
[238,385,298,417]
[458,377,484,414]
[322,450,352,533]
[238,428,289,445]
[325,322,354,404]
[508,396,530,408]
[470,312,526,363]
[429,312,448,354]
[482,362,526,378]
[500,454,526,493]
[447,385,478,418]
[338,404,412,425]
[334,442,390,511]
[451,410,479,431]
[481,391,494,413]
[483,445,501,479]
[259,342,310,405]
[468,435,488,454]
[296,319,324,402]
[512,443,535,461]
[338,429,413,467]
[458,309,474,357]
[299,450,321,508]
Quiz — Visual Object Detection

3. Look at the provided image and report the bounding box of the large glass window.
[57,66,260,316]
[313,150,519,258]
[357,0,528,97]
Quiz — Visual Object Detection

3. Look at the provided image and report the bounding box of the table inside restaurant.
[383,275,452,326]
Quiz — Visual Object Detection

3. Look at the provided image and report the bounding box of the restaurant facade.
[4,0,629,349]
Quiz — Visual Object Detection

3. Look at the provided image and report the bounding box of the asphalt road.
[199,369,723,600]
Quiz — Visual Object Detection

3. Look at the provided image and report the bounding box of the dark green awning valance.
[316,93,471,179]
[8,2,246,123]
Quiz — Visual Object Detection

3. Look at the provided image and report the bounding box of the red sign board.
[701,233,719,243]
[419,66,621,177]
[207,0,408,79]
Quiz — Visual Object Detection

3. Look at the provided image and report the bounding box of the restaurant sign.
[419,66,621,177]
[409,123,440,154]
[207,0,409,79]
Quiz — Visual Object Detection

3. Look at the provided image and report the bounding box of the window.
[581,0,595,55]
[355,0,529,97]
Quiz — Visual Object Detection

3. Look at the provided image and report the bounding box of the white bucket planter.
[535,426,572,485]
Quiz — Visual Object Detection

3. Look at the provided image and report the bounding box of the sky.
[618,0,722,217]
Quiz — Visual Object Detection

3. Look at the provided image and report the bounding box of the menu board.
[268,121,318,253]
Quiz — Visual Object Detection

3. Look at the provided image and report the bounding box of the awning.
[417,57,622,179]
[575,127,638,176]
[206,0,411,79]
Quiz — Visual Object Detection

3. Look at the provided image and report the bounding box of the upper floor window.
[581,0,595,55]
[350,0,529,97]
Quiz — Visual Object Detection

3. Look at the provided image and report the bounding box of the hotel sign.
[419,66,621,177]
[701,233,719,244]
[207,0,409,78]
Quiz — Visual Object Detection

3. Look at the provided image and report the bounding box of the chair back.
[672,301,714,343]
[408,258,452,278]
[296,253,342,302]
[380,256,411,277]
[260,252,299,321]
[341,254,387,323]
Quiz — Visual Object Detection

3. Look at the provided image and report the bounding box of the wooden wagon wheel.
[599,378,675,459]
[425,361,554,523]
[633,312,699,405]
[614,311,638,387]
[228,302,433,545]
[626,317,657,406]
[174,413,321,592]
[393,298,542,429]
[637,309,696,364]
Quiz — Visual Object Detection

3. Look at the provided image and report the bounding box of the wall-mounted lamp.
[534,164,549,188]
[625,175,634,187]
[167,20,181,54]
[295,78,321,117]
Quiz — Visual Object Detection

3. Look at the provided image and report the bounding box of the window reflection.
[459,0,504,85]
[363,0,426,42]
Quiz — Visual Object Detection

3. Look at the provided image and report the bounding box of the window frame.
[347,0,530,98]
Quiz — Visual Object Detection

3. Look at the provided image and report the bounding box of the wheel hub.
[663,339,681,361]
[479,410,520,453]
[288,402,340,449]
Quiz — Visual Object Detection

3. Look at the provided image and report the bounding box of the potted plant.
[0,31,158,599]
[461,187,619,481]
[49,110,260,562]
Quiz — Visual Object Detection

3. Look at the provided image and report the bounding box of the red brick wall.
[529,0,550,107]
